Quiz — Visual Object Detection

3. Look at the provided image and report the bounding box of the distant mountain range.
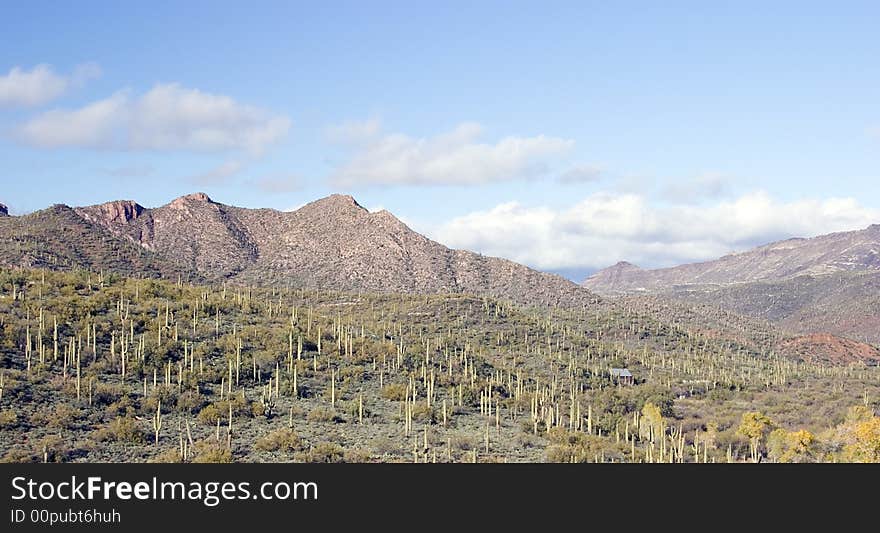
[0,193,598,309]
[585,224,880,293]
[584,224,880,344]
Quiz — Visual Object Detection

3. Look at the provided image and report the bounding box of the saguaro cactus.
[153,401,162,445]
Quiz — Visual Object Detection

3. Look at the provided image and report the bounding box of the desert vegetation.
[0,267,878,463]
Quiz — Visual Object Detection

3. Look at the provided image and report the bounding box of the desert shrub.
[339,366,366,381]
[459,386,480,407]
[296,442,344,463]
[141,386,179,414]
[410,403,436,423]
[0,447,34,463]
[307,406,341,423]
[197,395,251,426]
[372,437,402,455]
[286,404,305,419]
[343,448,372,462]
[105,394,137,418]
[30,403,81,430]
[198,404,222,426]
[380,383,408,401]
[339,399,370,420]
[545,430,624,463]
[94,416,147,443]
[149,448,184,463]
[514,432,542,449]
[176,390,207,414]
[192,440,233,463]
[518,418,536,433]
[37,435,68,463]
[451,434,475,451]
[254,428,302,453]
[0,409,18,429]
[92,382,128,406]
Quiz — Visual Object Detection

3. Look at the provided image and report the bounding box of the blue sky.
[2,1,879,279]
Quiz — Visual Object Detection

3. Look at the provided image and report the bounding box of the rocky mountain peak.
[582,260,644,289]
[317,193,364,210]
[169,192,213,209]
[611,261,641,270]
[295,194,368,218]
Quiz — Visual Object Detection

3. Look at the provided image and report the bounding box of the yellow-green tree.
[639,402,665,443]
[767,429,815,463]
[841,418,880,463]
[737,411,774,463]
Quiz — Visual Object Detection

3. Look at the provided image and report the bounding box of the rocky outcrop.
[76,200,144,224]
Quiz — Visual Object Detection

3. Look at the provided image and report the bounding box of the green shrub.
[307,406,340,423]
[380,383,408,401]
[198,404,222,426]
[192,440,233,463]
[296,442,344,463]
[94,416,147,443]
[410,403,436,423]
[30,403,80,430]
[254,429,302,453]
[0,409,18,429]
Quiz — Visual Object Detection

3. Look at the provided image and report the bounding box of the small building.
[610,368,634,385]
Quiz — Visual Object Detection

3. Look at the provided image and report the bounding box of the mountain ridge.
[0,192,601,310]
[584,223,880,294]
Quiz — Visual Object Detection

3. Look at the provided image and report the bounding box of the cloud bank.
[15,83,290,153]
[0,63,101,107]
[429,191,880,272]
[329,121,573,186]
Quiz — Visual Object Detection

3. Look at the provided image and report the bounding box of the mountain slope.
[0,204,184,278]
[4,193,600,309]
[75,193,258,278]
[583,225,880,344]
[776,332,880,365]
[584,224,880,294]
[669,271,880,344]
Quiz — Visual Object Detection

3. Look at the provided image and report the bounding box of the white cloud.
[15,83,290,153]
[0,63,101,107]
[329,121,574,186]
[428,191,880,271]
